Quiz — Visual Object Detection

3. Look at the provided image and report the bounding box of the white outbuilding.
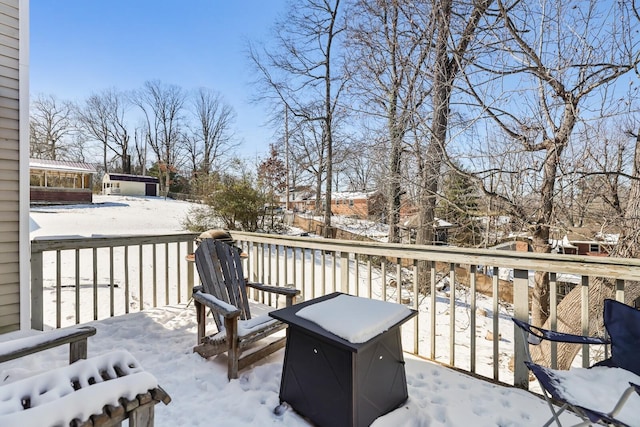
[102,173,159,197]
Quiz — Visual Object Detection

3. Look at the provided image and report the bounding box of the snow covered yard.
[17,195,592,425]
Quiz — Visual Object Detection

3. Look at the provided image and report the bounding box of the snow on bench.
[0,325,96,364]
[0,350,170,427]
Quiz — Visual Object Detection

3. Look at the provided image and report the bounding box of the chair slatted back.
[195,239,252,331]
[213,239,251,320]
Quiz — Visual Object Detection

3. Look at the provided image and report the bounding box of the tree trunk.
[324,124,333,237]
[415,0,452,292]
[386,118,402,243]
[530,225,551,327]
[530,129,567,326]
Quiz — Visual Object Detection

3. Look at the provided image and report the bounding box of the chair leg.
[225,317,239,380]
[195,301,206,345]
[128,401,155,427]
[541,389,567,427]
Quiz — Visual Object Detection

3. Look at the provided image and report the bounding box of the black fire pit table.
[269,292,417,427]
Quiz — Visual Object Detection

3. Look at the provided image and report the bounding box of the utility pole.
[285,105,290,211]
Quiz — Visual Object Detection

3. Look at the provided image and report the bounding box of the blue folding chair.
[513,299,640,426]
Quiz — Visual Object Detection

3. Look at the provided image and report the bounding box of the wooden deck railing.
[228,231,640,389]
[30,231,640,389]
[30,233,198,330]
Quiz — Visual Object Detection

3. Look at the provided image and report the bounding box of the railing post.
[252,243,259,282]
[513,268,530,388]
[187,240,194,296]
[30,248,44,330]
[340,252,349,293]
[252,243,259,301]
[581,275,590,367]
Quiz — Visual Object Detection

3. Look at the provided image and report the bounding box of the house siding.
[0,0,20,333]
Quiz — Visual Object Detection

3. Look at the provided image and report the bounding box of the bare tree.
[552,121,630,231]
[185,88,236,176]
[346,0,435,242]
[462,0,640,325]
[132,126,149,175]
[30,94,76,160]
[249,0,347,236]
[287,113,327,214]
[341,138,384,192]
[132,80,186,195]
[77,88,131,173]
[531,123,640,369]
[414,0,493,248]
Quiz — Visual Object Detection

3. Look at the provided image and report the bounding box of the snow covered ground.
[1,195,622,426]
[30,195,196,238]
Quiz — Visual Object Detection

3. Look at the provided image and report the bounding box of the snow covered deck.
[0,304,587,426]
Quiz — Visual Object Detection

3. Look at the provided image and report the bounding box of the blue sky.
[30,0,288,161]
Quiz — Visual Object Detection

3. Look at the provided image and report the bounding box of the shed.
[102,173,159,196]
[29,158,96,205]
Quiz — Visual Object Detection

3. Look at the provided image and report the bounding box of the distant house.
[496,228,619,257]
[562,234,617,256]
[399,214,456,245]
[293,190,378,219]
[330,191,376,218]
[30,158,96,205]
[285,186,315,212]
[302,191,381,219]
[102,173,159,197]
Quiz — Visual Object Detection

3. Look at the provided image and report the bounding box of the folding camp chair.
[524,362,640,427]
[513,299,640,426]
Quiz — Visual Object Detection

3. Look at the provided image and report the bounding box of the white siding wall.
[119,181,148,196]
[0,0,22,333]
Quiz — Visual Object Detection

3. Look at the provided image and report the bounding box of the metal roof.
[29,158,97,173]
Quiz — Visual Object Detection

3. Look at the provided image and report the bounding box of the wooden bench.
[0,327,170,427]
[0,325,96,364]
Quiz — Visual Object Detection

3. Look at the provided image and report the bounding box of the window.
[30,173,43,186]
[590,244,600,253]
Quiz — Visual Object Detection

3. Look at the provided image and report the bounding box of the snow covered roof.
[401,214,455,229]
[331,191,377,200]
[550,235,578,250]
[595,233,619,244]
[29,158,96,174]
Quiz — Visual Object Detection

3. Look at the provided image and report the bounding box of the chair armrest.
[193,291,241,319]
[512,317,609,345]
[0,326,96,364]
[246,282,300,297]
